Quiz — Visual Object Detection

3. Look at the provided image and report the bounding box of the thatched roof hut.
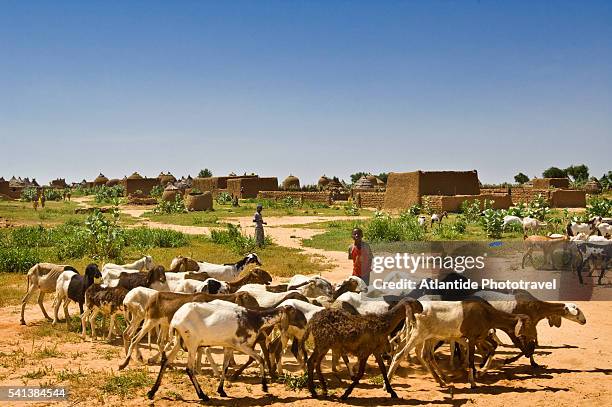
[353,176,375,189]
[105,179,121,187]
[94,173,109,186]
[318,175,330,187]
[127,172,143,180]
[584,178,602,194]
[282,175,300,190]
[158,172,177,186]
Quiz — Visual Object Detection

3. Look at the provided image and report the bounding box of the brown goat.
[305,298,423,400]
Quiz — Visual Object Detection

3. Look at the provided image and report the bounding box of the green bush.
[365,211,425,242]
[460,199,483,223]
[452,216,468,234]
[153,195,186,214]
[216,192,233,205]
[150,185,164,198]
[586,196,612,217]
[524,194,550,221]
[94,185,125,204]
[0,247,41,272]
[44,188,63,201]
[85,208,126,261]
[210,223,271,253]
[406,204,421,216]
[344,202,360,216]
[125,228,188,250]
[480,209,504,238]
[20,187,39,202]
[432,223,461,240]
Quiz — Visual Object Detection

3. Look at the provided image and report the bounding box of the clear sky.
[1,1,610,185]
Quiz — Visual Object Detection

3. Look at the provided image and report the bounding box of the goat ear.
[515,317,525,337]
[547,315,562,328]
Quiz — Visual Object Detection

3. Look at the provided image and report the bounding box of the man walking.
[348,227,372,285]
[253,204,267,247]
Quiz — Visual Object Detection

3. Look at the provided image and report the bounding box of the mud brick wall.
[509,188,551,205]
[0,180,9,197]
[383,170,480,211]
[228,177,278,199]
[123,178,160,196]
[532,178,570,189]
[424,194,512,213]
[550,190,586,207]
[383,172,421,210]
[257,191,332,204]
[355,192,385,208]
[7,186,25,199]
[193,175,260,193]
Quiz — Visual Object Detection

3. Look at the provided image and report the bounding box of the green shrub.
[451,216,468,234]
[94,185,125,204]
[432,223,461,240]
[0,247,41,272]
[344,202,360,216]
[524,194,550,221]
[85,208,125,261]
[150,185,164,198]
[460,199,483,223]
[210,223,271,253]
[365,211,425,242]
[125,228,188,249]
[586,196,612,217]
[20,187,39,202]
[44,188,63,201]
[406,204,421,216]
[153,195,186,214]
[216,192,233,205]
[480,209,504,238]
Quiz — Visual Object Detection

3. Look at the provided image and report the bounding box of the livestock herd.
[16,243,598,402]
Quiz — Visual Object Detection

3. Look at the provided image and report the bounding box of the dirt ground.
[2,202,611,406]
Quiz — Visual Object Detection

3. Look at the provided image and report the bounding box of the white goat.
[146,301,291,401]
[102,256,155,286]
[503,215,522,229]
[170,278,230,294]
[21,263,75,325]
[522,217,547,234]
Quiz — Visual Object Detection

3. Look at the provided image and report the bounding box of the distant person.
[39,192,46,209]
[253,204,267,247]
[32,198,38,211]
[348,228,372,285]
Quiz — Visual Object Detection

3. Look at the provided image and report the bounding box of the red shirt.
[350,243,371,280]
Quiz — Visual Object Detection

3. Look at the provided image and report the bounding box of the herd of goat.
[16,245,596,401]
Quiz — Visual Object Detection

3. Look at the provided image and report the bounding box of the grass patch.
[302,220,364,252]
[22,366,54,379]
[33,343,64,359]
[100,368,154,398]
[0,272,27,307]
[276,372,309,390]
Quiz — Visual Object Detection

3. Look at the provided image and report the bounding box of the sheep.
[304,297,423,399]
[430,211,448,227]
[332,276,368,300]
[503,215,522,229]
[116,266,167,291]
[146,302,293,401]
[387,300,537,388]
[119,291,260,370]
[169,253,261,281]
[472,289,586,367]
[101,256,155,286]
[566,220,597,237]
[80,284,129,341]
[522,217,547,235]
[287,274,334,299]
[52,264,102,326]
[237,284,310,307]
[20,263,77,325]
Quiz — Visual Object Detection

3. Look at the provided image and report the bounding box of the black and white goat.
[52,264,102,326]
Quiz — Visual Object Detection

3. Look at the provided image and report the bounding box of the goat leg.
[375,353,398,398]
[186,367,209,401]
[38,292,52,321]
[340,357,367,400]
[147,352,169,400]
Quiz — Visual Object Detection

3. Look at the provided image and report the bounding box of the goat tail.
[566,223,574,237]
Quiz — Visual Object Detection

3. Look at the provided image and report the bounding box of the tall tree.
[198,168,212,178]
[564,164,589,182]
[542,167,567,178]
[514,172,529,184]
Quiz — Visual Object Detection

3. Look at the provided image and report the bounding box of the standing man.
[348,228,372,285]
[253,204,267,247]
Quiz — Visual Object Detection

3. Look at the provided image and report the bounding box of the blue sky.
[1,1,610,185]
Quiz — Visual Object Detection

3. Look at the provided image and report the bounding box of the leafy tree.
[198,168,212,178]
[514,172,529,184]
[542,167,567,178]
[564,164,589,182]
[377,173,389,183]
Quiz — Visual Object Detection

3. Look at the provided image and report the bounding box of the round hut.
[93,173,109,187]
[318,175,330,188]
[105,179,121,187]
[127,172,143,180]
[185,190,213,211]
[584,178,602,194]
[158,172,177,187]
[162,184,181,202]
[353,175,375,190]
[282,175,300,190]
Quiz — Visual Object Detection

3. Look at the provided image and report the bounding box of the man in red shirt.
[348,228,372,285]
